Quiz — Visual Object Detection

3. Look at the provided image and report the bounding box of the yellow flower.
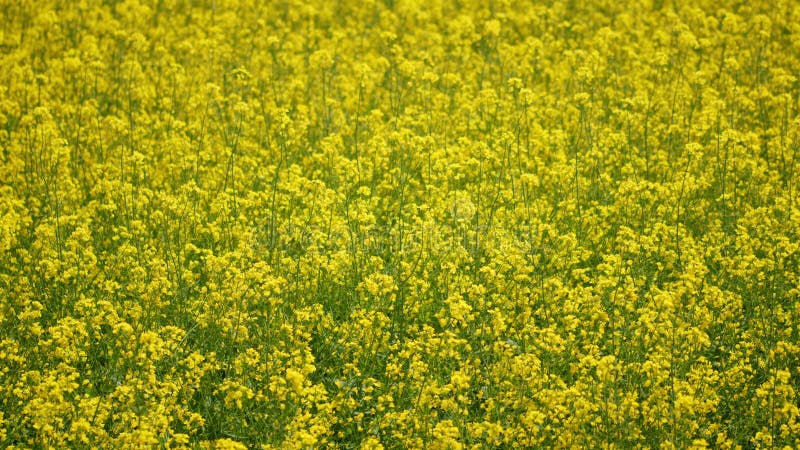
[286,368,305,394]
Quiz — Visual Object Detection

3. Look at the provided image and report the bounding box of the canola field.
[2,0,800,448]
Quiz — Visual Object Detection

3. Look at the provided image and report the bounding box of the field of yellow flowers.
[1,0,800,448]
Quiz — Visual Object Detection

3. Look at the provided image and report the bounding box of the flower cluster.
[1,0,799,448]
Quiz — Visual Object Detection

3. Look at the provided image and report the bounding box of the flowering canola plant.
[1,0,800,448]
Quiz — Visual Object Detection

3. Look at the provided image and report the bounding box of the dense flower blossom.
[1,0,799,448]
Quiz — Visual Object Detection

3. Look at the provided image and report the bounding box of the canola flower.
[1,0,799,448]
